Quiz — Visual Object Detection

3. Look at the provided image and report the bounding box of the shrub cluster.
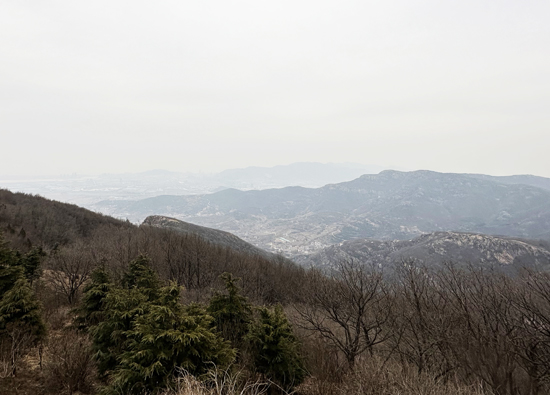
[76,257,304,394]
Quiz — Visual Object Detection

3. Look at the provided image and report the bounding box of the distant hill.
[93,170,550,257]
[296,231,550,271]
[142,215,277,260]
[466,174,550,191]
[1,162,387,207]
[211,162,388,190]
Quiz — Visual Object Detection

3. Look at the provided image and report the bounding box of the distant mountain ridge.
[94,170,550,257]
[212,162,389,190]
[1,162,386,206]
[467,174,550,191]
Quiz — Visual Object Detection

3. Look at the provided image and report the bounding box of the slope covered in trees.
[0,188,130,248]
[0,190,307,394]
[142,215,279,260]
[0,189,304,304]
[3,189,550,394]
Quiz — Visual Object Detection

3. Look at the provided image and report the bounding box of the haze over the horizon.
[2,1,549,177]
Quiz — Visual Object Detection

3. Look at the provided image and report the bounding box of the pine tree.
[207,273,252,348]
[0,235,45,289]
[92,256,161,377]
[74,264,112,330]
[91,287,148,378]
[0,278,46,338]
[0,234,23,296]
[88,256,235,394]
[19,246,45,284]
[0,235,46,376]
[0,277,46,376]
[122,254,160,300]
[0,234,15,264]
[246,305,305,391]
[105,286,235,395]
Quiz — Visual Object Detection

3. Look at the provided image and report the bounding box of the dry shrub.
[43,305,73,331]
[299,356,493,395]
[33,278,71,330]
[297,333,345,381]
[163,374,210,395]
[160,367,289,395]
[0,359,10,379]
[43,329,96,395]
[290,319,346,395]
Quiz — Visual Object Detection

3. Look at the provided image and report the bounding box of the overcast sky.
[1,1,549,177]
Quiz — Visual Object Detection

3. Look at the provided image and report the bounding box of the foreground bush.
[247,305,305,391]
[85,256,235,395]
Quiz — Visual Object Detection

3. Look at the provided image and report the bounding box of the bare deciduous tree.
[46,244,94,304]
[295,260,391,368]
[389,261,455,377]
[511,270,550,393]
[436,265,521,395]
[0,326,36,378]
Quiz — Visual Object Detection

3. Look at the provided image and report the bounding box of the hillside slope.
[0,188,130,248]
[0,188,305,305]
[142,215,277,260]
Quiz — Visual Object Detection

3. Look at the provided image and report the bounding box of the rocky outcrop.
[297,231,550,271]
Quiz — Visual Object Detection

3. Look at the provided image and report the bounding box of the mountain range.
[0,162,385,206]
[94,170,550,258]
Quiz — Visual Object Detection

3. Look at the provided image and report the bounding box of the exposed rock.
[297,231,550,271]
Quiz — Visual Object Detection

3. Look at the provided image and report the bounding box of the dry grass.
[298,356,493,395]
[160,367,295,395]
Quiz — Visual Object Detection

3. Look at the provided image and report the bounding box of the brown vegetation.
[2,189,550,394]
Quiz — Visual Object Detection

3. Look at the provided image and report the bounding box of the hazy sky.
[2,1,549,177]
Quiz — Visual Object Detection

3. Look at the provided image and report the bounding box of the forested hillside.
[142,215,278,261]
[0,188,130,248]
[2,189,550,395]
[0,189,307,394]
[0,189,303,303]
